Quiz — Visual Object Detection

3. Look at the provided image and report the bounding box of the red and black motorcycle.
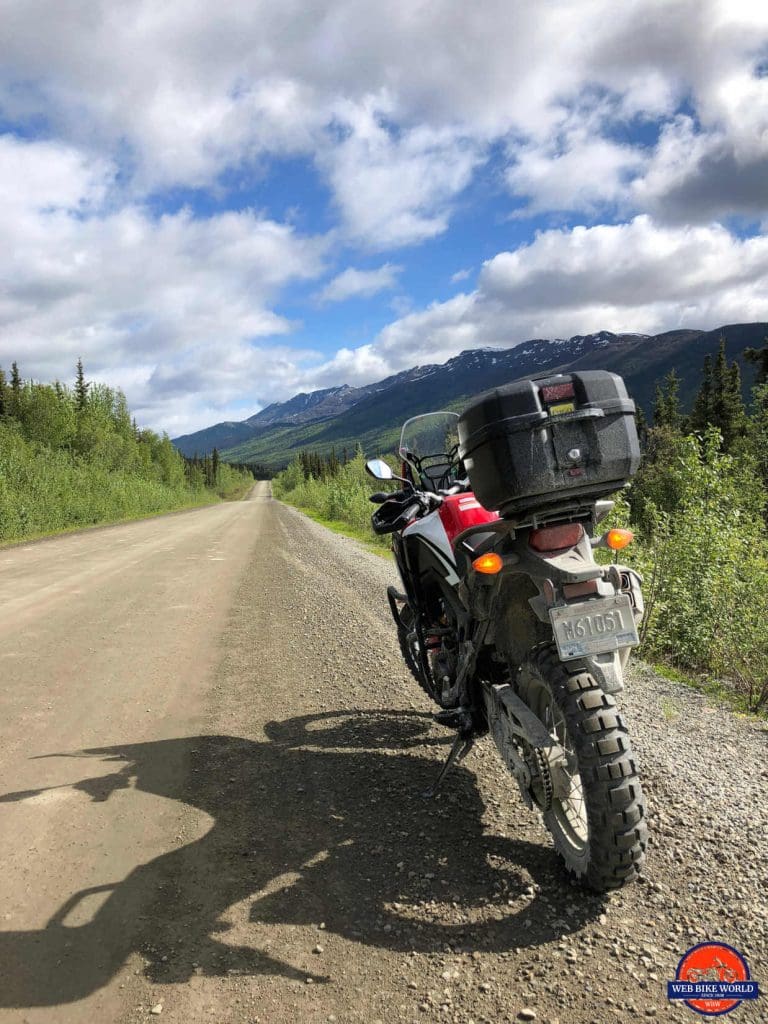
[367,370,647,892]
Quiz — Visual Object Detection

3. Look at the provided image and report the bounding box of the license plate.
[550,594,639,661]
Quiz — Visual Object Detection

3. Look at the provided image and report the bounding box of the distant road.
[0,480,765,1023]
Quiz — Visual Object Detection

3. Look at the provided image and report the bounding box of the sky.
[1,1,768,436]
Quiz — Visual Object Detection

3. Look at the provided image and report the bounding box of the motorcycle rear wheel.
[516,644,647,892]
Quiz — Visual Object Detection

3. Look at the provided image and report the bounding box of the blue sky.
[1,1,767,435]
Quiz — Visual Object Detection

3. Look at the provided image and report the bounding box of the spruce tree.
[710,338,746,450]
[652,369,682,431]
[634,403,648,448]
[212,447,220,484]
[9,362,22,418]
[744,339,768,385]
[75,358,89,412]
[0,366,6,418]
[691,354,714,432]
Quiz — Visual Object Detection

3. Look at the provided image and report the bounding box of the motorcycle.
[366,371,647,892]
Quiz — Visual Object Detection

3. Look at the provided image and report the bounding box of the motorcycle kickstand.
[422,732,474,800]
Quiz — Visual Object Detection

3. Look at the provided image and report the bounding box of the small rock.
[518,1010,536,1022]
[150,1006,163,1016]
[313,945,324,954]
[479,982,492,993]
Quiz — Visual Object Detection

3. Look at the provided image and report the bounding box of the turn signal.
[472,552,503,574]
[605,528,633,550]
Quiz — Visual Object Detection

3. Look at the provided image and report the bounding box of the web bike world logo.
[668,942,760,1016]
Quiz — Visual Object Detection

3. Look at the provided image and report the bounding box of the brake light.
[529,523,584,552]
[605,528,633,551]
[472,552,504,574]
[540,382,575,403]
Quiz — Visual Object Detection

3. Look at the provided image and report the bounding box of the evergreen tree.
[634,402,648,448]
[0,366,6,418]
[652,369,682,431]
[691,354,714,432]
[711,338,746,450]
[744,340,768,386]
[75,358,89,412]
[10,362,22,418]
[212,447,220,484]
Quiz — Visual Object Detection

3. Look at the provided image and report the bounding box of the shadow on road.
[0,710,605,1007]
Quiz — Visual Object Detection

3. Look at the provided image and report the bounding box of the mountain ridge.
[172,323,767,466]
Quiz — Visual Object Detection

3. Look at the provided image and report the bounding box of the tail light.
[540,381,575,403]
[605,528,633,550]
[529,523,584,553]
[472,552,503,574]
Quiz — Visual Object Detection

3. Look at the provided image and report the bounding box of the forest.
[0,360,253,544]
[274,337,768,713]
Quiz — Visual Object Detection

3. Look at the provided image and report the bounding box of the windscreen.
[399,411,460,489]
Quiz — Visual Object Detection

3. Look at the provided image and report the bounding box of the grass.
[0,484,253,550]
[646,660,767,721]
[280,499,393,559]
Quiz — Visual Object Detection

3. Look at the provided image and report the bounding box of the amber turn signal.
[605,528,633,551]
[472,552,504,574]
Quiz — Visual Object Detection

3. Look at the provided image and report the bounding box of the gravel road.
[1,484,766,1023]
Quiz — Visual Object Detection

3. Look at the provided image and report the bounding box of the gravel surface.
[128,491,767,1024]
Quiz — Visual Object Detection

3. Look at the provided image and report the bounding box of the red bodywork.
[437,493,499,543]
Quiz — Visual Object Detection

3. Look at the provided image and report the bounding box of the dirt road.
[0,483,765,1023]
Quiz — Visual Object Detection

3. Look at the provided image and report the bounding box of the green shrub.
[0,371,251,543]
[274,448,393,547]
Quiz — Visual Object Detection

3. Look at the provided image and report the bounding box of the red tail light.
[540,382,575,403]
[529,523,584,552]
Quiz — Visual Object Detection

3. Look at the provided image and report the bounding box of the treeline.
[183,451,272,483]
[0,360,253,543]
[295,448,353,480]
[273,445,382,543]
[617,336,768,711]
[274,335,768,712]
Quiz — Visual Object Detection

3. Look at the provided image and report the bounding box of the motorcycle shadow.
[0,709,606,1007]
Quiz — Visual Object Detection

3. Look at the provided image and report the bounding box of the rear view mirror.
[365,458,394,480]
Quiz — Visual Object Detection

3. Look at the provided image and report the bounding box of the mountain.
[172,322,767,467]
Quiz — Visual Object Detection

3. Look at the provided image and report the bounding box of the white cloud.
[506,109,646,216]
[0,138,328,434]
[316,262,402,303]
[2,2,768,434]
[451,268,472,283]
[294,217,768,388]
[2,1,766,235]
[321,102,482,247]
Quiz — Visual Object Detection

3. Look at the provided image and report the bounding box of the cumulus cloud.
[2,2,768,433]
[633,111,768,223]
[2,0,766,231]
[315,262,402,303]
[294,217,768,388]
[320,102,482,247]
[0,137,327,434]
